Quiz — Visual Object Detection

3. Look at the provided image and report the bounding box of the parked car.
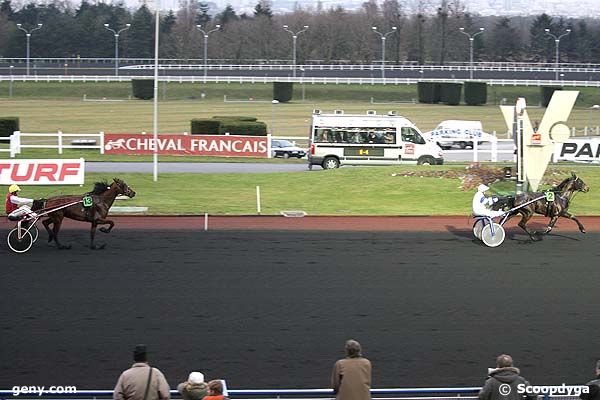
[271,139,306,158]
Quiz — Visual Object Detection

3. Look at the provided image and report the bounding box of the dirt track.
[1,216,599,391]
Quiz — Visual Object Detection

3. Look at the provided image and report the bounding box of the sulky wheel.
[7,228,34,253]
[481,223,506,248]
[472,219,486,240]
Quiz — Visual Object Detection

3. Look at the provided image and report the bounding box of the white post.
[9,133,16,158]
[57,130,63,155]
[491,135,498,162]
[204,212,208,231]
[14,130,21,155]
[267,133,272,158]
[256,185,261,215]
[100,131,105,154]
[473,138,479,162]
[152,0,160,182]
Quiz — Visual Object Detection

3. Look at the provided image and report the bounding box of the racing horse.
[502,173,589,239]
[41,178,136,249]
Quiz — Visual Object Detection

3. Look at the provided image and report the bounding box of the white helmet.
[477,184,490,192]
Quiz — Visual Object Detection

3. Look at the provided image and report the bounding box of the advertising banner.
[0,158,85,185]
[554,138,600,163]
[104,134,269,157]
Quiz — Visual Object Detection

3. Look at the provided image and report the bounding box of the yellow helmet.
[8,184,21,193]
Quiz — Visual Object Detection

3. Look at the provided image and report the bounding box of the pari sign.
[555,138,600,162]
[0,159,85,185]
[104,134,269,157]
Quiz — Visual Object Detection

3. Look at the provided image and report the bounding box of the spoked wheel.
[481,223,506,248]
[22,222,39,243]
[472,219,485,240]
[7,228,34,253]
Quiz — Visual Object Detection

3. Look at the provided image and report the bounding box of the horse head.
[572,174,590,193]
[113,178,136,198]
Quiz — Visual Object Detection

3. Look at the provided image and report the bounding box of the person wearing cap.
[331,339,372,400]
[5,184,35,220]
[580,360,600,400]
[472,183,505,219]
[177,372,208,400]
[114,344,171,400]
[478,354,536,400]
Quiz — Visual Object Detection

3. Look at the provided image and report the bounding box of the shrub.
[0,117,20,137]
[440,83,463,105]
[191,119,221,135]
[464,82,487,105]
[417,82,441,104]
[219,121,268,136]
[132,79,154,100]
[273,82,293,102]
[541,86,562,107]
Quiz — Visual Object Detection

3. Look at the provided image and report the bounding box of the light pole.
[271,100,279,134]
[16,23,43,76]
[459,27,484,80]
[282,25,309,78]
[544,28,571,81]
[104,23,131,76]
[371,26,397,80]
[9,65,14,97]
[196,24,221,77]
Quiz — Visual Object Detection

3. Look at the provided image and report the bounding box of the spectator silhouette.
[177,372,208,400]
[478,354,535,400]
[580,360,600,400]
[203,380,228,400]
[113,344,171,400]
[331,339,372,400]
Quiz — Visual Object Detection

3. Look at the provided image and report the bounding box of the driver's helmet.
[477,184,490,193]
[8,184,21,193]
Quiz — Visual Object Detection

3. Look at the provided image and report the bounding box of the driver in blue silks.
[472,184,505,218]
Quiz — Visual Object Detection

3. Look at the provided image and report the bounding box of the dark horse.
[502,173,589,239]
[42,178,136,249]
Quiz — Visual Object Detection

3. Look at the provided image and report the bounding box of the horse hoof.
[99,228,109,233]
[58,244,71,250]
[581,229,586,234]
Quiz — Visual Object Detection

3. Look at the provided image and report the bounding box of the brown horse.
[42,178,136,249]
[504,173,589,239]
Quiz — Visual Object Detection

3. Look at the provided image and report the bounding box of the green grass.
[13,165,600,216]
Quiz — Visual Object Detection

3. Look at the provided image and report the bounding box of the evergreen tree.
[216,4,237,25]
[162,9,176,34]
[0,0,14,19]
[253,0,272,19]
[196,2,211,25]
[128,4,155,58]
[488,17,521,61]
[529,13,553,62]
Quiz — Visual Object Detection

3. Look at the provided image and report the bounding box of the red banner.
[104,134,269,157]
[0,159,85,185]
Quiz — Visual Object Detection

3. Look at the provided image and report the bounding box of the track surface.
[1,216,600,390]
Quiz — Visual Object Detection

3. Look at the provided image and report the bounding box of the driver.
[5,184,35,221]
[472,184,505,218]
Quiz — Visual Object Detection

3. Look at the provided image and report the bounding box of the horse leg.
[517,211,539,240]
[89,221,105,250]
[42,218,54,242]
[544,216,559,234]
[561,211,586,233]
[51,216,71,250]
[98,219,115,234]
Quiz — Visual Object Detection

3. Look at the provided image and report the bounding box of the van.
[307,110,444,169]
[423,120,495,150]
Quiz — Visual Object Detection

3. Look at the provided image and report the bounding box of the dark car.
[271,139,307,158]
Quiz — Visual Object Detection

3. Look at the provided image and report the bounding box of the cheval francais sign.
[0,159,85,185]
[104,134,269,157]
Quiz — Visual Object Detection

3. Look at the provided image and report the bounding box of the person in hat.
[472,184,505,218]
[177,372,208,400]
[5,184,35,220]
[114,344,171,400]
[331,339,372,400]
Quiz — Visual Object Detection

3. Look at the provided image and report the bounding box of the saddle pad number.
[83,196,93,207]
[545,192,555,202]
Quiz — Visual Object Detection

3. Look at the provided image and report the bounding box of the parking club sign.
[104,134,269,157]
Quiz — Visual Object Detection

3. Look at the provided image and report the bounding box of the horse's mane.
[553,175,576,192]
[89,180,110,195]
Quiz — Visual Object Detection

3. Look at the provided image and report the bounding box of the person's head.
[496,354,513,368]
[477,184,490,193]
[133,344,147,363]
[345,339,362,358]
[207,380,223,395]
[596,360,600,376]
[188,372,204,385]
[8,184,21,194]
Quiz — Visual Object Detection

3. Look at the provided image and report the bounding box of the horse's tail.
[492,195,515,211]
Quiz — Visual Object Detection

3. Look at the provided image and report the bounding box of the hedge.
[0,117,20,137]
[191,119,221,135]
[219,121,268,136]
[273,82,293,103]
[541,86,562,107]
[417,82,441,104]
[440,83,463,106]
[132,79,154,100]
[212,116,258,122]
[464,82,487,106]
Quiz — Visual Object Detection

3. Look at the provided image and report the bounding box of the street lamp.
[282,25,309,78]
[104,23,131,76]
[544,28,571,81]
[9,65,14,97]
[16,23,43,76]
[459,27,484,80]
[196,24,221,77]
[371,26,397,79]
